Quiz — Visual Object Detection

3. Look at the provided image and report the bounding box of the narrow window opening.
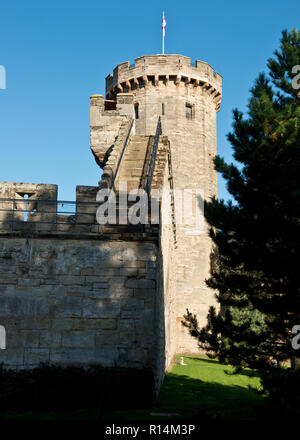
[23,194,29,222]
[186,103,193,119]
[162,103,165,115]
[134,103,139,119]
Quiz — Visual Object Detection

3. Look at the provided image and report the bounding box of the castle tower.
[90,54,222,361]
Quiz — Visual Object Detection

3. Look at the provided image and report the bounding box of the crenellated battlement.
[105,54,222,104]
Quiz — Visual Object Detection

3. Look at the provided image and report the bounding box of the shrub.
[0,363,154,412]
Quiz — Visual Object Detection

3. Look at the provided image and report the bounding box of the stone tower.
[0,54,222,382]
[90,54,222,364]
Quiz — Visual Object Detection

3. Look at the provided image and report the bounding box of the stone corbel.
[117,83,123,92]
[214,95,222,112]
[193,79,200,88]
[185,76,191,85]
[143,75,149,86]
[154,74,159,86]
[125,80,131,91]
[213,95,222,105]
[175,75,181,85]
[133,77,139,87]
[211,89,219,99]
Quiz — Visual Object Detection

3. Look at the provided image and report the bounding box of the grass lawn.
[156,355,266,420]
[0,355,267,421]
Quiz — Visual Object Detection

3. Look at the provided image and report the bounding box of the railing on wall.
[0,197,159,236]
[110,118,134,193]
[145,116,162,195]
[0,198,101,234]
[140,136,155,190]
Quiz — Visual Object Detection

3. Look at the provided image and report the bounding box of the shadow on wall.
[0,204,165,397]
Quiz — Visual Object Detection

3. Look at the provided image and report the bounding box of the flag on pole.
[162,12,166,54]
[162,12,166,37]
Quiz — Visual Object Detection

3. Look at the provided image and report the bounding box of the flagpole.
[162,11,165,55]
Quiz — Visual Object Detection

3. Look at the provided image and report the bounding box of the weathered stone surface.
[124,279,155,289]
[39,330,62,348]
[63,331,95,348]
[24,348,50,365]
[49,348,119,367]
[0,238,157,369]
[133,288,155,299]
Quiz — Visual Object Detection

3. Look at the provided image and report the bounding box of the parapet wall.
[106,54,222,104]
[0,181,158,238]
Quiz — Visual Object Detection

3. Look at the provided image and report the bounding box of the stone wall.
[90,93,134,170]
[159,157,177,370]
[0,238,158,370]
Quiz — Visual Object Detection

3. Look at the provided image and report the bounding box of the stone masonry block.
[124,279,156,289]
[39,330,62,348]
[24,348,50,365]
[63,331,95,348]
[0,348,24,366]
[49,348,119,367]
[95,331,119,347]
[133,288,156,299]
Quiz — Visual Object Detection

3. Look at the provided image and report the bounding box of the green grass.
[157,355,266,420]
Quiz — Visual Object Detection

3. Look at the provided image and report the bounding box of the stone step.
[115,134,153,192]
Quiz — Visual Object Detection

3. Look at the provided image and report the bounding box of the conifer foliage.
[183,29,300,371]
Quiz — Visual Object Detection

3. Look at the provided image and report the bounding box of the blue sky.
[0,0,299,201]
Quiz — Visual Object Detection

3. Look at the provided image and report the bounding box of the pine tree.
[183,29,300,371]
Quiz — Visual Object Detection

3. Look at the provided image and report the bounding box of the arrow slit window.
[186,103,193,119]
[135,103,139,119]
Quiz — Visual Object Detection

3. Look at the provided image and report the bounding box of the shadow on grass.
[0,371,266,422]
[157,372,266,421]
[180,356,219,365]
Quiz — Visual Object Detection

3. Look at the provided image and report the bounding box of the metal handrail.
[145,116,162,195]
[0,199,101,229]
[0,198,99,206]
[110,118,134,194]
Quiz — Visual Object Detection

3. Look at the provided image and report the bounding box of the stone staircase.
[96,123,168,233]
[115,135,154,192]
